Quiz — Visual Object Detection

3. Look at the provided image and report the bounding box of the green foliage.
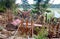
[0,0,6,12]
[12,8,18,15]
[31,9,38,14]
[0,7,6,12]
[35,26,48,39]
[0,0,16,12]
[4,0,16,9]
[46,10,51,13]
[32,0,50,15]
[34,27,41,34]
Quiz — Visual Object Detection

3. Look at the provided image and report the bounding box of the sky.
[16,0,60,4]
[16,0,33,4]
[49,0,60,4]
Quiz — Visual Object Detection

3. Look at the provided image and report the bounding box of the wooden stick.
[31,20,33,37]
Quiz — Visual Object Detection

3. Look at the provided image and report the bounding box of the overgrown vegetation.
[34,26,48,39]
